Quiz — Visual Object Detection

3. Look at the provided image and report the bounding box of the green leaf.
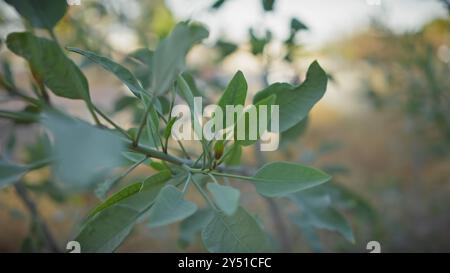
[149,161,168,171]
[212,0,227,9]
[218,71,248,141]
[42,111,125,189]
[66,47,145,97]
[146,105,162,147]
[207,183,240,216]
[128,48,153,66]
[0,109,39,124]
[127,48,154,89]
[235,94,276,146]
[147,185,198,228]
[75,171,172,252]
[252,161,331,197]
[89,182,142,218]
[224,143,242,166]
[249,29,271,55]
[253,61,328,132]
[290,18,308,32]
[178,209,213,248]
[289,189,355,243]
[176,74,195,109]
[164,116,178,140]
[214,141,224,159]
[96,183,121,202]
[262,0,275,11]
[159,94,171,114]
[151,22,208,95]
[128,126,158,150]
[216,40,237,59]
[76,206,136,253]
[202,206,269,252]
[5,0,67,30]
[176,74,204,140]
[181,72,203,97]
[122,151,149,165]
[218,71,247,112]
[0,160,27,189]
[6,32,90,100]
[1,60,15,88]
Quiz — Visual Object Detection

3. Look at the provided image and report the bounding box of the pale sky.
[165,0,448,115]
[167,0,448,48]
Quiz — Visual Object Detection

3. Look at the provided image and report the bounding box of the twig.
[127,140,189,166]
[93,105,131,140]
[14,181,61,253]
[134,103,152,147]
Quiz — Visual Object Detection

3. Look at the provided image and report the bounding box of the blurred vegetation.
[0,0,449,253]
[324,13,450,251]
[335,18,450,156]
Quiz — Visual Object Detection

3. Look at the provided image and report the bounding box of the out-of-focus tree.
[0,0,374,253]
[333,17,450,156]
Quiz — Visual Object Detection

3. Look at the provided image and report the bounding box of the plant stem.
[216,142,236,166]
[193,150,205,167]
[93,105,131,140]
[30,67,51,106]
[40,86,51,105]
[158,111,191,159]
[181,173,192,193]
[5,85,41,106]
[191,176,218,211]
[177,140,191,159]
[0,110,38,123]
[86,101,102,126]
[207,171,254,181]
[35,79,51,105]
[134,98,164,147]
[207,173,220,184]
[123,156,148,177]
[127,140,189,166]
[14,181,60,253]
[98,156,148,198]
[134,101,153,146]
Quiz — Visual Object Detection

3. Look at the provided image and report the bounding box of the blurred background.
[0,0,449,252]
